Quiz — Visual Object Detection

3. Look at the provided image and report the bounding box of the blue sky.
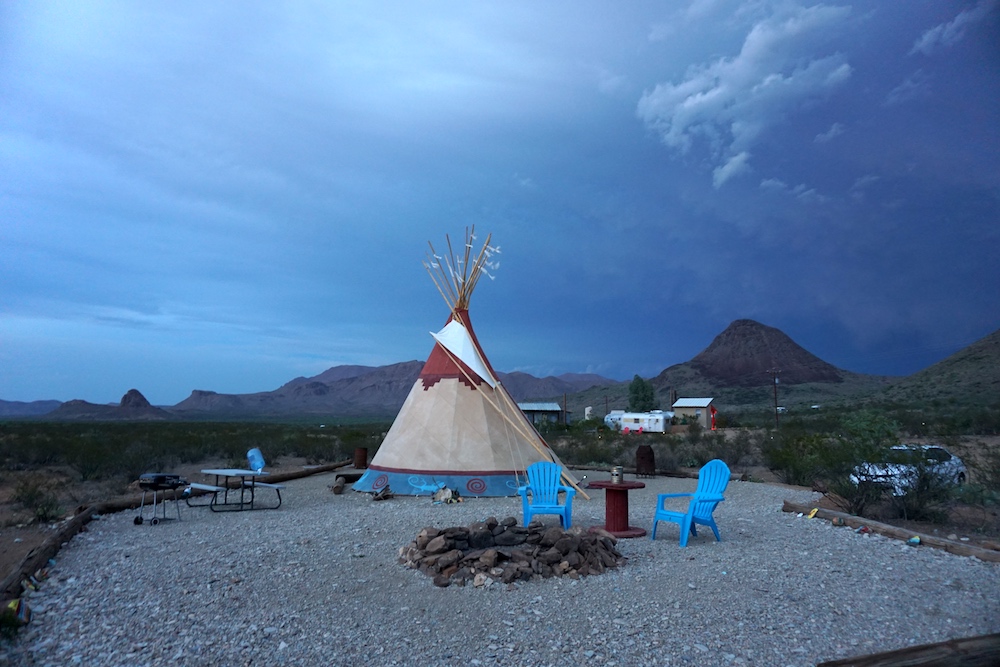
[2,1,998,405]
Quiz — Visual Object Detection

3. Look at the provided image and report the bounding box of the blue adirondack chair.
[518,461,576,528]
[651,459,730,546]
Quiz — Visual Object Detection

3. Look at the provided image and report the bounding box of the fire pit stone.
[399,516,626,587]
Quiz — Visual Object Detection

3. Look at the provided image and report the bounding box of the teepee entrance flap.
[431,319,496,388]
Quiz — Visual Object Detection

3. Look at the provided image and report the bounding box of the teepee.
[354,228,584,497]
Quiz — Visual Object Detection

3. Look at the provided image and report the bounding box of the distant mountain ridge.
[45,389,173,421]
[170,362,616,419]
[0,399,62,417]
[173,361,426,419]
[6,319,998,420]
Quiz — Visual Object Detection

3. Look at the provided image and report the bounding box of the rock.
[478,549,498,568]
[540,527,564,547]
[553,535,580,555]
[468,528,495,550]
[424,535,449,554]
[436,549,462,569]
[494,530,527,546]
[537,547,563,565]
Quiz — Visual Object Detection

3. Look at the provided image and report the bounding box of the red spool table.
[587,480,647,538]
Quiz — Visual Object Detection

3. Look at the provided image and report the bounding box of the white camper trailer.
[606,410,674,433]
[604,410,625,429]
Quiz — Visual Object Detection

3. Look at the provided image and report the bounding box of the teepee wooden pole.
[465,231,492,296]
[424,262,457,314]
[426,240,459,311]
[492,382,590,499]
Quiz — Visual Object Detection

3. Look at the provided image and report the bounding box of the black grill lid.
[139,473,188,489]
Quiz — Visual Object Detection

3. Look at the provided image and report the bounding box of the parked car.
[850,444,967,496]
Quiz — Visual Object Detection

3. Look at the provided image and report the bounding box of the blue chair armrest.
[656,492,692,509]
[560,486,576,498]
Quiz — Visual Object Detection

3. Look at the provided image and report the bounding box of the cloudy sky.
[3,1,998,405]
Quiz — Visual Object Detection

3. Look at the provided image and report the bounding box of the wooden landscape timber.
[781,500,1000,563]
[1,459,352,603]
[816,632,1000,667]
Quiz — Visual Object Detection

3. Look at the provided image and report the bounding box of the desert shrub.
[760,430,828,487]
[684,421,703,447]
[693,429,758,471]
[728,428,762,469]
[648,434,683,473]
[819,411,899,515]
[549,432,626,467]
[13,476,63,523]
[887,460,954,523]
[972,444,1000,494]
[825,475,886,517]
[289,432,343,464]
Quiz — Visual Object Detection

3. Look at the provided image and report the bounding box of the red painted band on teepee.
[417,309,495,389]
[421,372,478,391]
[367,464,524,476]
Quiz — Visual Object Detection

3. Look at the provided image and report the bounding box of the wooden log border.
[1,459,352,603]
[816,632,1000,667]
[782,500,1000,563]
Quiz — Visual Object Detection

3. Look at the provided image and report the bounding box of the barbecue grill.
[135,473,188,525]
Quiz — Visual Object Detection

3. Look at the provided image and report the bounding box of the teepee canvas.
[354,229,582,497]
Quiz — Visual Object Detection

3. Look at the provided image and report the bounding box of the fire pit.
[135,473,188,525]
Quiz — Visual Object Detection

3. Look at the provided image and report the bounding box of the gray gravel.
[3,472,998,667]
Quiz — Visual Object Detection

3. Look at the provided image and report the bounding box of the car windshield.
[924,447,950,463]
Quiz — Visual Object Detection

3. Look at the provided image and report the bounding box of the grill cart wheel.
[134,516,143,525]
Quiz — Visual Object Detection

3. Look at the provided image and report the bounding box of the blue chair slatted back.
[518,461,575,528]
[527,461,564,505]
[690,459,729,519]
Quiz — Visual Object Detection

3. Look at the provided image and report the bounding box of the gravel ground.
[3,471,998,667]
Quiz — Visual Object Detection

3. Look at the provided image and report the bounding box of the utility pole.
[767,368,781,428]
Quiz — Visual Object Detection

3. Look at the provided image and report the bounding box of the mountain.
[606,319,894,415]
[499,371,616,400]
[648,319,864,396]
[173,361,425,419]
[0,399,62,417]
[689,319,843,386]
[46,389,174,421]
[171,362,618,419]
[879,327,1000,406]
[279,365,385,391]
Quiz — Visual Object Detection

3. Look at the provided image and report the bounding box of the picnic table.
[196,468,284,511]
